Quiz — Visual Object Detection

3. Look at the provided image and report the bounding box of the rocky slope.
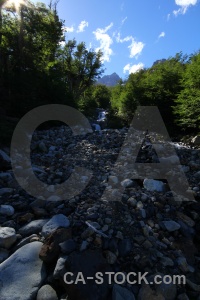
[0,126,200,300]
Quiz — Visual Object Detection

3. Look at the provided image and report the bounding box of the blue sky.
[32,0,200,79]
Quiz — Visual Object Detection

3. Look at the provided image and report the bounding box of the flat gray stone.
[159,155,179,165]
[53,255,67,279]
[155,276,177,300]
[0,172,12,181]
[37,284,58,300]
[0,188,13,196]
[47,195,61,202]
[145,272,177,300]
[0,205,15,216]
[19,219,49,236]
[160,256,174,267]
[127,197,137,207]
[0,227,17,249]
[38,141,47,152]
[112,284,135,300]
[30,198,46,208]
[15,234,39,250]
[143,179,165,192]
[59,239,76,254]
[177,256,190,273]
[121,179,134,188]
[109,176,119,185]
[162,220,181,232]
[0,241,46,300]
[41,214,70,237]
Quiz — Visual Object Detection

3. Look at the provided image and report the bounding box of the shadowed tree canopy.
[57,39,104,104]
[110,52,189,134]
[0,1,104,116]
[174,51,200,130]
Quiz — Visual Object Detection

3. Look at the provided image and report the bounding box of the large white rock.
[41,214,70,237]
[36,284,58,300]
[121,179,134,188]
[191,135,200,145]
[0,227,17,249]
[143,179,165,192]
[0,241,46,300]
[19,219,49,236]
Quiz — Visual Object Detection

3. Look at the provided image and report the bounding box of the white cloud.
[167,13,171,20]
[59,41,66,47]
[93,23,113,62]
[116,33,145,58]
[77,20,89,33]
[63,26,74,33]
[158,31,165,39]
[176,0,197,5]
[123,63,144,74]
[129,40,144,58]
[173,0,198,15]
[121,16,127,25]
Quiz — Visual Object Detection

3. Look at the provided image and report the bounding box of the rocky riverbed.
[0,125,200,300]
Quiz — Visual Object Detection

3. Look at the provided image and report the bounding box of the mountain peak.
[97,73,120,86]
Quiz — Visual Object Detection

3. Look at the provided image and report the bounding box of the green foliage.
[0,1,104,118]
[91,84,111,109]
[56,39,104,105]
[110,53,189,134]
[0,1,65,115]
[174,52,200,130]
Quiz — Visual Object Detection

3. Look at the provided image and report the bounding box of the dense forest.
[0,0,200,144]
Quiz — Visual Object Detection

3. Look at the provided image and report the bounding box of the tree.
[118,55,186,132]
[0,0,64,115]
[174,51,200,130]
[57,39,104,105]
[92,84,111,109]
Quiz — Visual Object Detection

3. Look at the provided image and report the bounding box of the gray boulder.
[143,179,165,192]
[161,220,181,232]
[41,214,70,237]
[112,284,135,300]
[0,241,46,300]
[121,179,135,188]
[0,205,15,216]
[19,219,49,236]
[36,284,58,300]
[0,227,17,249]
